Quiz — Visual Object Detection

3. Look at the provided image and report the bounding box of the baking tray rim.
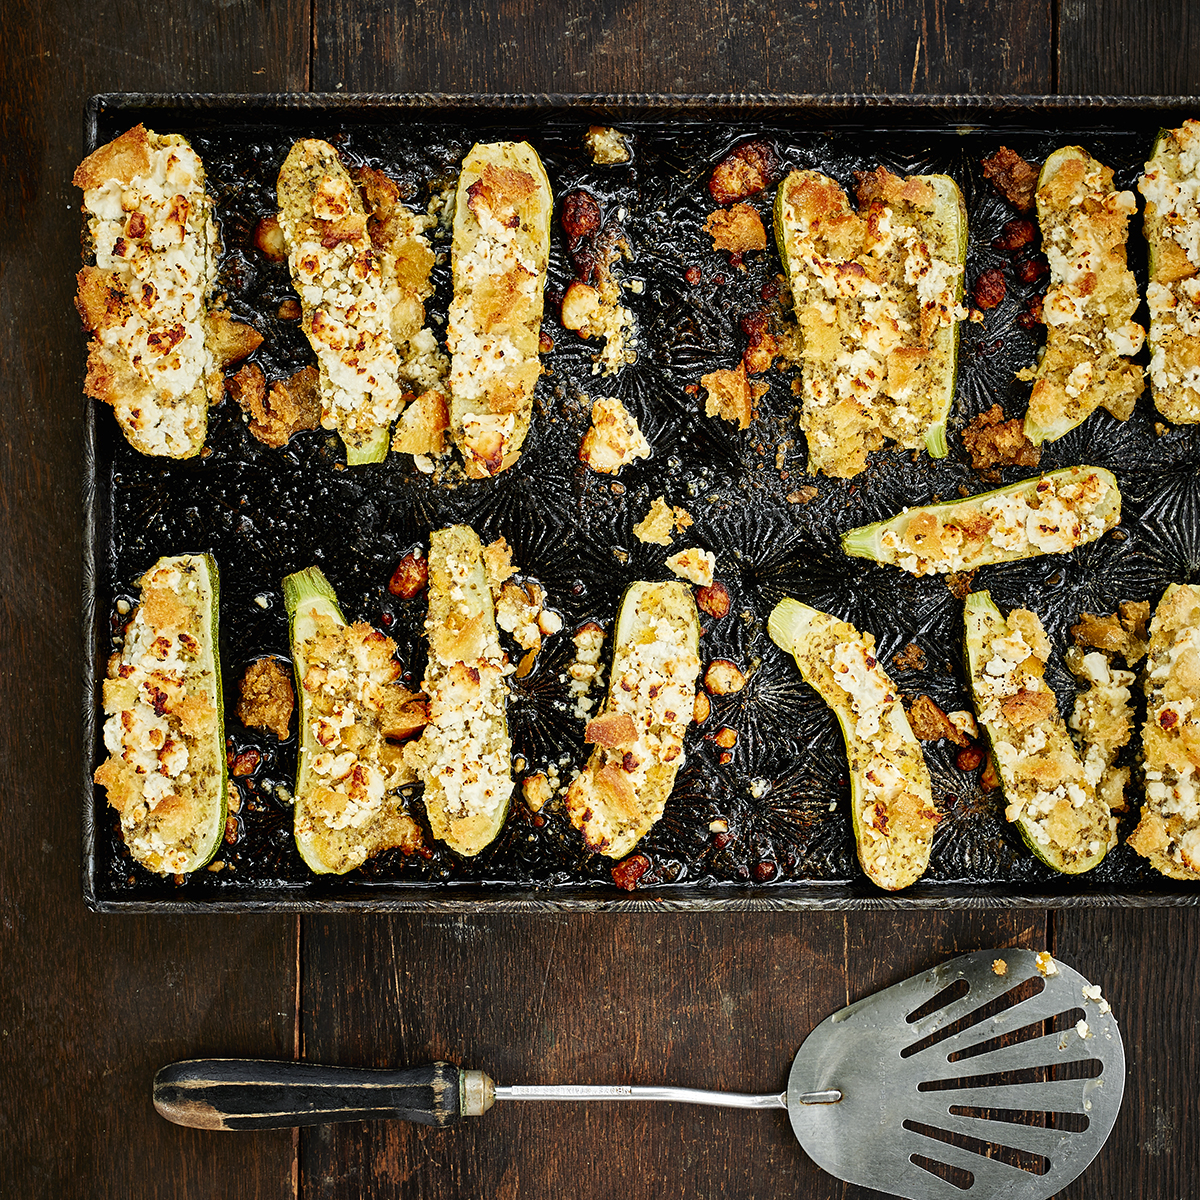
[82,90,1200,913]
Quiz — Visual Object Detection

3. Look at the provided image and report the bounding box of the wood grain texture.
[299,911,1038,1200]
[0,0,306,1196]
[314,0,1053,95]
[1052,908,1200,1200]
[1058,0,1200,94]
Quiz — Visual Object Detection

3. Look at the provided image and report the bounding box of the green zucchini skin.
[93,553,227,875]
[565,581,701,859]
[920,173,969,461]
[767,598,937,891]
[963,590,1114,875]
[841,465,1121,576]
[284,566,425,874]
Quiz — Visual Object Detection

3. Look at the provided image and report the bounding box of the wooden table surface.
[3,2,1199,1197]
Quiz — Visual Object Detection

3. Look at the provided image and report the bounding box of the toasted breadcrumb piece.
[229,363,322,448]
[522,772,554,812]
[391,389,449,456]
[891,643,928,672]
[584,126,631,165]
[483,536,516,593]
[580,396,651,473]
[237,657,295,741]
[961,404,1041,470]
[666,547,716,588]
[1071,604,1150,664]
[908,695,970,746]
[632,496,693,546]
[704,204,766,268]
[702,363,754,430]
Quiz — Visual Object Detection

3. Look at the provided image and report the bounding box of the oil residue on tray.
[88,107,1200,904]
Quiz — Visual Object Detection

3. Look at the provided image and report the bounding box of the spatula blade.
[786,949,1123,1200]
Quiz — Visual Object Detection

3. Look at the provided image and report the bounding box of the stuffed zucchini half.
[404,526,514,856]
[565,582,701,858]
[964,591,1115,874]
[1139,122,1200,425]
[74,126,261,458]
[277,140,404,465]
[284,567,426,874]
[773,166,966,478]
[1127,583,1200,879]
[93,554,227,874]
[1023,147,1145,446]
[767,599,937,891]
[448,142,552,478]
[841,465,1120,577]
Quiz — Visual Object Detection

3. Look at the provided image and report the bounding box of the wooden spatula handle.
[153,1059,462,1130]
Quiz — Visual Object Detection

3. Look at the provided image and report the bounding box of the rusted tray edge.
[81,92,1200,913]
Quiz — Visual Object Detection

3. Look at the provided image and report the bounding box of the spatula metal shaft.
[496,1084,788,1109]
[496,1085,840,1108]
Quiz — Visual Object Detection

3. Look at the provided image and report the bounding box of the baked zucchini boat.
[277,140,404,465]
[284,567,426,874]
[93,554,227,874]
[773,166,966,478]
[566,582,701,858]
[964,591,1116,874]
[1140,122,1200,424]
[1023,147,1145,445]
[841,465,1120,576]
[404,526,514,856]
[768,599,937,891]
[1128,583,1200,879]
[75,125,255,458]
[447,142,553,478]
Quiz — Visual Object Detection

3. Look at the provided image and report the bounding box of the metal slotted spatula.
[154,949,1124,1200]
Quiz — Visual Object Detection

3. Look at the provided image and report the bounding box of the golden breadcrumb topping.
[295,613,426,872]
[1140,121,1200,423]
[1026,149,1145,439]
[566,584,700,857]
[1129,584,1200,879]
[968,600,1117,870]
[75,126,222,457]
[777,167,964,477]
[93,556,222,874]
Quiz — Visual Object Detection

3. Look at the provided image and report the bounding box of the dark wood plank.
[314,0,1052,95]
[1052,908,1200,1200]
[0,1,308,1196]
[300,911,1038,1200]
[1058,0,1200,95]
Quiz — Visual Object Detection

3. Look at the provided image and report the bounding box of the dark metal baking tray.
[83,92,1200,911]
